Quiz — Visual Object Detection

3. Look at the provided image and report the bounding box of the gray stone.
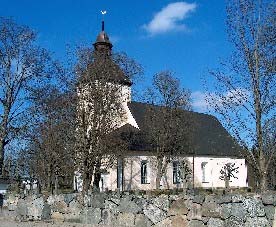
[232,194,244,203]
[47,194,64,205]
[207,218,224,227]
[91,193,105,208]
[221,203,232,219]
[187,203,202,220]
[154,217,172,227]
[152,194,169,211]
[116,213,135,226]
[118,198,142,214]
[135,214,152,227]
[63,193,76,205]
[205,195,216,203]
[16,199,28,220]
[244,217,271,227]
[143,203,167,224]
[28,196,45,220]
[171,215,189,227]
[101,209,115,225]
[105,200,120,213]
[51,211,65,222]
[82,207,101,225]
[224,216,244,227]
[64,200,82,222]
[242,197,265,217]
[51,200,68,213]
[169,194,181,201]
[264,205,275,220]
[168,198,189,216]
[41,203,51,220]
[110,197,121,205]
[262,192,276,205]
[202,202,221,218]
[193,195,205,204]
[189,219,205,227]
[231,203,247,221]
[133,197,148,209]
[69,199,82,211]
[216,195,232,204]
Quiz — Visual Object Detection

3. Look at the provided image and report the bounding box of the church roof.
[79,21,132,86]
[115,102,242,158]
[95,31,112,45]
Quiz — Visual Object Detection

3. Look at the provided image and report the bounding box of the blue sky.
[0,0,233,113]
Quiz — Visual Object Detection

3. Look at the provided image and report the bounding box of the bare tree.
[75,45,142,193]
[144,71,192,189]
[29,87,76,194]
[0,17,57,175]
[205,0,275,190]
[219,162,239,190]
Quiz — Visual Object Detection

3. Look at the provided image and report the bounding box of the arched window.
[201,162,208,183]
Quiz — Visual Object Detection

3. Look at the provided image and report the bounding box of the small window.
[201,162,208,183]
[173,161,181,184]
[141,160,148,184]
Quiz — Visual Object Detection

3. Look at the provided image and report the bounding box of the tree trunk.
[93,160,101,191]
[54,174,58,195]
[155,158,162,189]
[259,172,267,191]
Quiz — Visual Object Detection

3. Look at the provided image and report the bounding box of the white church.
[75,22,248,192]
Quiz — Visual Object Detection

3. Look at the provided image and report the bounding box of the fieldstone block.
[91,193,105,208]
[135,214,152,227]
[231,203,247,221]
[143,203,167,224]
[51,212,65,222]
[193,195,205,204]
[232,194,244,203]
[133,197,148,209]
[27,196,45,220]
[47,194,64,205]
[63,193,76,205]
[51,200,68,213]
[16,199,28,220]
[105,199,120,213]
[244,217,270,227]
[152,194,169,211]
[41,203,51,220]
[116,213,135,226]
[101,209,115,225]
[224,216,244,227]
[242,197,265,217]
[118,198,141,214]
[187,203,202,220]
[82,207,101,225]
[216,195,232,204]
[262,192,276,205]
[205,195,216,203]
[171,215,188,227]
[154,217,172,227]
[202,202,221,218]
[264,205,275,220]
[220,203,232,219]
[168,199,189,216]
[207,218,224,227]
[189,219,205,227]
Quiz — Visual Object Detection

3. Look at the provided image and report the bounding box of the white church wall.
[102,155,248,191]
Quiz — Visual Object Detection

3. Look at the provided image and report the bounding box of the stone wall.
[5,191,276,226]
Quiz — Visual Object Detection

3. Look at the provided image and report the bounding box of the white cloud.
[191,88,251,113]
[191,91,209,113]
[143,2,197,36]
